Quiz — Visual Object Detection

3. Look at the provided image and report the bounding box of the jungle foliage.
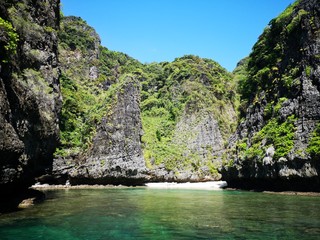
[56,17,238,174]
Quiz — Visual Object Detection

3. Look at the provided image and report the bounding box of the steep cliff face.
[69,76,148,185]
[53,17,147,185]
[0,0,61,194]
[59,16,100,82]
[55,17,142,157]
[53,17,237,184]
[141,56,238,182]
[222,0,320,191]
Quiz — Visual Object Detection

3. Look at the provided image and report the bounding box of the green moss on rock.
[307,123,320,158]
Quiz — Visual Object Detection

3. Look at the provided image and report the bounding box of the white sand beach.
[145,181,227,190]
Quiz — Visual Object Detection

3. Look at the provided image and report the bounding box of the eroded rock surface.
[0,0,61,195]
[222,0,320,191]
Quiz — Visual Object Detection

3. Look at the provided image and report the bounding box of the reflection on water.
[0,188,319,239]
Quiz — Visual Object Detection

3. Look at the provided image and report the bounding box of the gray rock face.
[170,110,224,181]
[148,102,237,182]
[59,16,101,82]
[68,76,148,185]
[0,0,61,193]
[51,16,150,186]
[222,0,320,191]
[174,110,224,156]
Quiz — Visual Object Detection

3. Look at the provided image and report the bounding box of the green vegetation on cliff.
[237,115,296,161]
[226,0,320,174]
[0,0,61,194]
[56,16,238,179]
[307,123,320,158]
[59,17,97,52]
[56,17,139,156]
[140,56,237,174]
[239,1,306,105]
[0,17,19,62]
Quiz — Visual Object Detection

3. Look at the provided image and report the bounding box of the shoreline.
[30,183,135,190]
[30,183,320,196]
[31,181,228,190]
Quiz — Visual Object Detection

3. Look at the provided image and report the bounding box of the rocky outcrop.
[4,0,320,196]
[59,16,101,82]
[140,56,238,182]
[0,0,61,213]
[53,18,237,185]
[51,16,148,185]
[57,76,148,185]
[222,0,320,191]
[0,0,61,198]
[149,107,235,183]
[173,110,224,162]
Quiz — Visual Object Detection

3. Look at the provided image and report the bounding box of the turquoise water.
[0,188,319,239]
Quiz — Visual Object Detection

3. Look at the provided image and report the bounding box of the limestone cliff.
[141,56,238,182]
[222,0,320,191]
[58,16,100,83]
[0,0,61,211]
[53,18,237,184]
[53,17,147,185]
[69,76,148,185]
[3,0,319,196]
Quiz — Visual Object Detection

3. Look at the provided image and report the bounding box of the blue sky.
[61,0,295,71]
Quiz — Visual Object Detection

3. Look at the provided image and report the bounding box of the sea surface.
[0,188,319,239]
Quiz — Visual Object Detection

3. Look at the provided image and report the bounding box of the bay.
[0,188,319,239]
